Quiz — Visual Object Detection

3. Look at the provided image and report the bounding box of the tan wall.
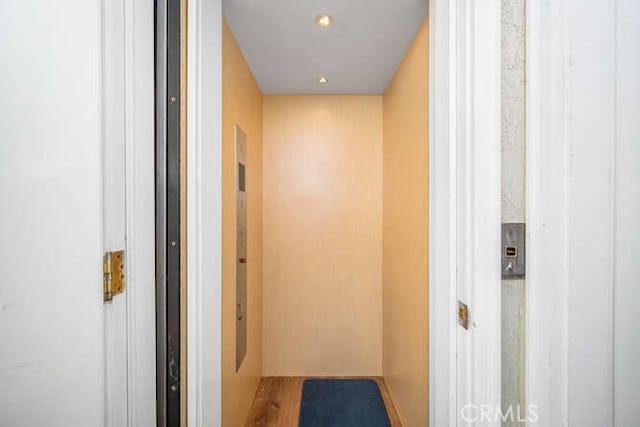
[382,19,429,426]
[222,20,263,427]
[262,95,383,376]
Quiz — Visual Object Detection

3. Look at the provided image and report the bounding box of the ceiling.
[223,0,428,95]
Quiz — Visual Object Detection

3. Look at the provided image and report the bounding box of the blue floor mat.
[299,379,391,427]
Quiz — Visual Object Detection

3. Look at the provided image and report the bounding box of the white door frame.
[429,0,502,426]
[104,0,157,425]
[122,0,158,424]
[186,0,502,425]
[186,0,223,425]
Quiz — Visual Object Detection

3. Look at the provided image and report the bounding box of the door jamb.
[125,0,158,422]
[428,0,457,424]
[186,0,223,425]
[102,0,157,425]
[429,0,502,425]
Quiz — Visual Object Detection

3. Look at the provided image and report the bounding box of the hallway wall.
[501,0,526,422]
[262,95,383,376]
[381,19,429,427]
[221,20,263,427]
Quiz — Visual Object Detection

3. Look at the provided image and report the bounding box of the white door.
[0,1,156,426]
[0,0,107,425]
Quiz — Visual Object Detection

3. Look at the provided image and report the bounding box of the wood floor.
[245,377,402,426]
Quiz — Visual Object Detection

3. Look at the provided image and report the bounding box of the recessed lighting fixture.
[318,77,328,84]
[314,13,333,28]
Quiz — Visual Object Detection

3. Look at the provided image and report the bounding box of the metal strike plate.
[458,300,469,330]
[104,250,125,302]
[502,223,525,279]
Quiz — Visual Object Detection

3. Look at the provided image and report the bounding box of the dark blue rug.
[299,379,391,427]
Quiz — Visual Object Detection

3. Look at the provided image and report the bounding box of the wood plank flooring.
[245,377,402,426]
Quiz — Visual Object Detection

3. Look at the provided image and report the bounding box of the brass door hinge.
[104,250,125,302]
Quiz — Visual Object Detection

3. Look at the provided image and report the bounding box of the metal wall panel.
[235,125,248,371]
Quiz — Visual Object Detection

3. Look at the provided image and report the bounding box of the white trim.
[124,0,157,424]
[470,0,502,418]
[430,0,502,425]
[103,0,156,424]
[428,0,456,425]
[187,0,223,425]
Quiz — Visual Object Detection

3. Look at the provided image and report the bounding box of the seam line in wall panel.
[560,0,569,421]
[609,0,618,422]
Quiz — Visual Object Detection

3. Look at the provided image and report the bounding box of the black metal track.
[165,0,181,424]
[155,0,181,425]
[154,0,168,425]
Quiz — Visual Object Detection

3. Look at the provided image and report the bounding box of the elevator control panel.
[235,126,248,371]
[502,223,525,279]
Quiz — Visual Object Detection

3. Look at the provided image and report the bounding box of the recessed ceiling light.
[318,77,328,84]
[314,13,333,28]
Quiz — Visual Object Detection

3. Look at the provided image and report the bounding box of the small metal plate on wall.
[458,301,469,330]
[502,223,525,279]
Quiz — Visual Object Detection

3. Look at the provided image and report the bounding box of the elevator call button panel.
[235,125,248,371]
[502,223,525,279]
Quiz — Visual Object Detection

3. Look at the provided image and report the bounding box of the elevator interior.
[221,1,430,425]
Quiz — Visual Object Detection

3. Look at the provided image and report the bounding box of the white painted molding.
[430,0,502,425]
[104,0,156,424]
[187,0,223,426]
[428,0,456,425]
[467,0,502,420]
[124,0,157,424]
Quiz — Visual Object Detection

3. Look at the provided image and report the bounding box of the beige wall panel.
[262,95,383,376]
[222,20,263,427]
[382,19,429,427]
